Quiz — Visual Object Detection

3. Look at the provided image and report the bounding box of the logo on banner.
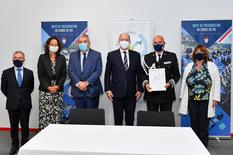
[203,35,209,44]
[62,37,67,45]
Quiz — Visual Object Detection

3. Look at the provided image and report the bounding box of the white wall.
[0,0,233,131]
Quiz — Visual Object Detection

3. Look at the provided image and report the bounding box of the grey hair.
[119,32,131,41]
[78,34,90,41]
[13,51,25,58]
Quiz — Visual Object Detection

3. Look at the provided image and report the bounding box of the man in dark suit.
[105,33,143,125]
[68,34,103,109]
[142,35,180,111]
[1,51,34,155]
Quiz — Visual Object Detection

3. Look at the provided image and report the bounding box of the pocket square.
[164,61,171,64]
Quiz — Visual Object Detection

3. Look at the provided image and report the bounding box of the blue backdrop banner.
[181,20,232,137]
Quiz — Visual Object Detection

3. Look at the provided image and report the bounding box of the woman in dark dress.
[38,36,67,129]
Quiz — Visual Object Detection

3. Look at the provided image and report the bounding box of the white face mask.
[49,46,59,53]
[119,41,130,50]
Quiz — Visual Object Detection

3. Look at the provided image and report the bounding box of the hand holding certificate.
[149,68,166,91]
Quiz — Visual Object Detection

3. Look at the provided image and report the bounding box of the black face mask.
[194,53,205,61]
[153,44,164,52]
[13,59,23,67]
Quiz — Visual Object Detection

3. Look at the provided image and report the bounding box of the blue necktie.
[17,68,22,87]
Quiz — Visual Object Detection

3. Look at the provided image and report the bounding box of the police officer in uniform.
[142,35,180,111]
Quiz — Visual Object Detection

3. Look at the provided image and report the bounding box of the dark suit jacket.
[142,51,180,103]
[37,54,67,92]
[68,49,103,98]
[104,49,143,97]
[1,67,34,110]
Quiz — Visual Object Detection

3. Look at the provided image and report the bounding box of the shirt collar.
[80,49,89,55]
[155,51,164,57]
[120,48,129,53]
[14,66,23,70]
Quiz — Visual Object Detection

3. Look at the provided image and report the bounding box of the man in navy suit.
[1,51,34,155]
[68,34,103,109]
[104,33,143,125]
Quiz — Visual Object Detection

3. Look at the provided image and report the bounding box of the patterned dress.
[39,61,63,129]
[186,63,212,101]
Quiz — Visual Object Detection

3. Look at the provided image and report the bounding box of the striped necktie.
[123,52,128,70]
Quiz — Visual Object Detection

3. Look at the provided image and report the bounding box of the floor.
[0,131,233,155]
[0,131,37,155]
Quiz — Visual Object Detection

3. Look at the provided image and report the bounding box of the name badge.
[164,61,171,64]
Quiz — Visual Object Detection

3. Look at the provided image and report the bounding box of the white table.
[18,124,210,155]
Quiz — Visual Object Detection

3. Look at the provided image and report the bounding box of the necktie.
[82,52,87,71]
[17,68,22,87]
[157,53,161,62]
[123,52,128,70]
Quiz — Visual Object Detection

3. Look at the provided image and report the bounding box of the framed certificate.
[149,68,166,91]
